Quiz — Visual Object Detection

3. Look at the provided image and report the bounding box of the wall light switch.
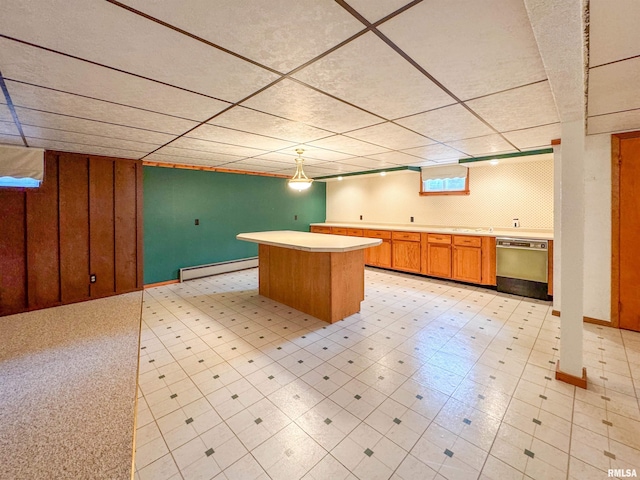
[410,216,414,223]
[195,219,199,225]
[90,274,96,283]
[294,215,298,220]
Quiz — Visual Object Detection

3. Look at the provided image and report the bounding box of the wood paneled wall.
[0,151,143,316]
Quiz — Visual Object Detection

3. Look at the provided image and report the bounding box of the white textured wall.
[326,159,554,229]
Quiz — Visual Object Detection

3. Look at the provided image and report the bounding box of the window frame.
[419,168,470,196]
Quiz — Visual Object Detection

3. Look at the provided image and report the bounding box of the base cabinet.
[426,243,452,278]
[392,240,421,273]
[452,246,482,283]
[366,240,392,268]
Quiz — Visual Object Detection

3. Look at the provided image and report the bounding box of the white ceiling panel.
[209,107,331,144]
[0,104,14,122]
[0,120,20,136]
[364,151,428,166]
[379,0,546,100]
[293,32,454,119]
[22,125,155,154]
[345,0,417,23]
[588,59,640,117]
[0,0,279,102]
[312,162,368,173]
[13,107,176,146]
[118,0,363,73]
[249,152,327,166]
[395,104,494,143]
[26,138,144,160]
[186,124,294,152]
[466,81,559,132]
[6,81,198,135]
[224,158,291,170]
[405,160,439,168]
[291,165,349,178]
[150,146,241,164]
[345,122,435,150]
[587,110,640,136]
[401,144,467,162]
[288,147,352,162]
[145,152,232,167]
[169,137,267,158]
[242,80,381,133]
[0,134,24,146]
[333,157,399,170]
[307,135,390,156]
[0,39,230,122]
[445,135,516,157]
[589,0,640,67]
[503,124,561,150]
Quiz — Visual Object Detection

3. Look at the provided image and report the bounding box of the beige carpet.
[0,292,143,480]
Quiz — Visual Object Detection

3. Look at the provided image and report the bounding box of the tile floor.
[134,268,640,480]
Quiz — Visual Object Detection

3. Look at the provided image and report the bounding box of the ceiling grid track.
[0,71,28,147]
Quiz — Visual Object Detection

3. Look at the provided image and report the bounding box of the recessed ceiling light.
[489,159,499,166]
[380,171,387,176]
[337,176,343,181]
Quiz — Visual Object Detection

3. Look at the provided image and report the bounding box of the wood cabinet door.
[452,246,482,283]
[368,240,392,268]
[392,240,421,273]
[427,244,451,278]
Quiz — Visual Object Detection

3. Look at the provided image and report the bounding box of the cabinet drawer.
[346,228,364,237]
[453,235,481,248]
[310,226,332,234]
[332,227,348,235]
[427,234,452,244]
[364,229,392,239]
[392,231,421,242]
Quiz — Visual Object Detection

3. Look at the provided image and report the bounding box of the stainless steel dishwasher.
[496,237,549,300]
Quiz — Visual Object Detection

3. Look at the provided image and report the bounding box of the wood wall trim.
[551,138,561,146]
[611,134,623,329]
[547,239,554,296]
[143,279,179,288]
[555,361,587,389]
[551,309,614,327]
[142,161,291,179]
[552,309,560,317]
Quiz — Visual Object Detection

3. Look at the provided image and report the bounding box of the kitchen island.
[236,231,381,323]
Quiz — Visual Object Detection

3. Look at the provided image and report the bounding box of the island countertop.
[237,230,382,252]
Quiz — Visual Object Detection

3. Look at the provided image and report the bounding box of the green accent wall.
[143,166,326,284]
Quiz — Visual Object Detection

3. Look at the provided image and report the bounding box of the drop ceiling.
[0,0,637,177]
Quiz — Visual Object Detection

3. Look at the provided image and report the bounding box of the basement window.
[0,145,44,189]
[420,164,469,196]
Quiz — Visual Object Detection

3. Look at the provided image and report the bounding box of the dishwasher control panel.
[496,238,548,250]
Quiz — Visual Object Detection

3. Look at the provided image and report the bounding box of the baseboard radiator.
[179,257,258,282]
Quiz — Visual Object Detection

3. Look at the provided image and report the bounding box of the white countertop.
[311,222,554,240]
[237,230,382,252]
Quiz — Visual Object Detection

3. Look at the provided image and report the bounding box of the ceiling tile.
[294,165,347,178]
[0,104,14,122]
[186,124,294,152]
[6,81,198,135]
[0,38,230,122]
[26,138,144,159]
[224,158,291,171]
[406,160,439,168]
[333,157,399,169]
[587,110,640,135]
[150,146,241,164]
[379,0,546,100]
[22,125,156,153]
[290,147,352,162]
[0,0,279,102]
[0,120,20,136]
[307,135,390,156]
[401,144,466,162]
[293,32,454,119]
[344,0,417,23]
[588,58,640,116]
[345,122,434,150]
[466,81,559,132]
[242,80,381,133]
[13,107,176,145]
[395,104,494,143]
[144,152,232,168]
[0,133,24,146]
[364,151,427,166]
[169,137,267,158]
[589,0,640,66]
[119,0,363,72]
[502,124,561,150]
[444,135,516,157]
[312,162,367,173]
[209,107,331,144]
[249,152,327,166]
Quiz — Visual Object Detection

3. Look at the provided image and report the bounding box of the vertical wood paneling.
[89,157,115,297]
[26,153,60,308]
[59,154,90,303]
[0,191,27,315]
[135,162,144,289]
[115,160,138,292]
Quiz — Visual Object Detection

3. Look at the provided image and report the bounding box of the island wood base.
[258,244,365,323]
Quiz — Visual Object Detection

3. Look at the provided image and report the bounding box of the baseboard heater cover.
[179,257,258,282]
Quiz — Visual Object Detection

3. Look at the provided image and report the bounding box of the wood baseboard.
[144,279,179,288]
[550,310,613,327]
[555,361,587,389]
[552,309,560,317]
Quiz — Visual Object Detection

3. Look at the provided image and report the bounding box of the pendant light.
[288,149,313,191]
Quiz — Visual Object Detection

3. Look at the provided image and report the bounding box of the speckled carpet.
[0,292,143,480]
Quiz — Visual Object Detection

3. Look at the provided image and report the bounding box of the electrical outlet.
[294,215,298,220]
[90,274,96,283]
[359,215,363,220]
[195,219,199,225]
[513,218,520,228]
[410,216,414,223]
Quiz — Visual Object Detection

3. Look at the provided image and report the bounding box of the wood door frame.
[611,131,640,328]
